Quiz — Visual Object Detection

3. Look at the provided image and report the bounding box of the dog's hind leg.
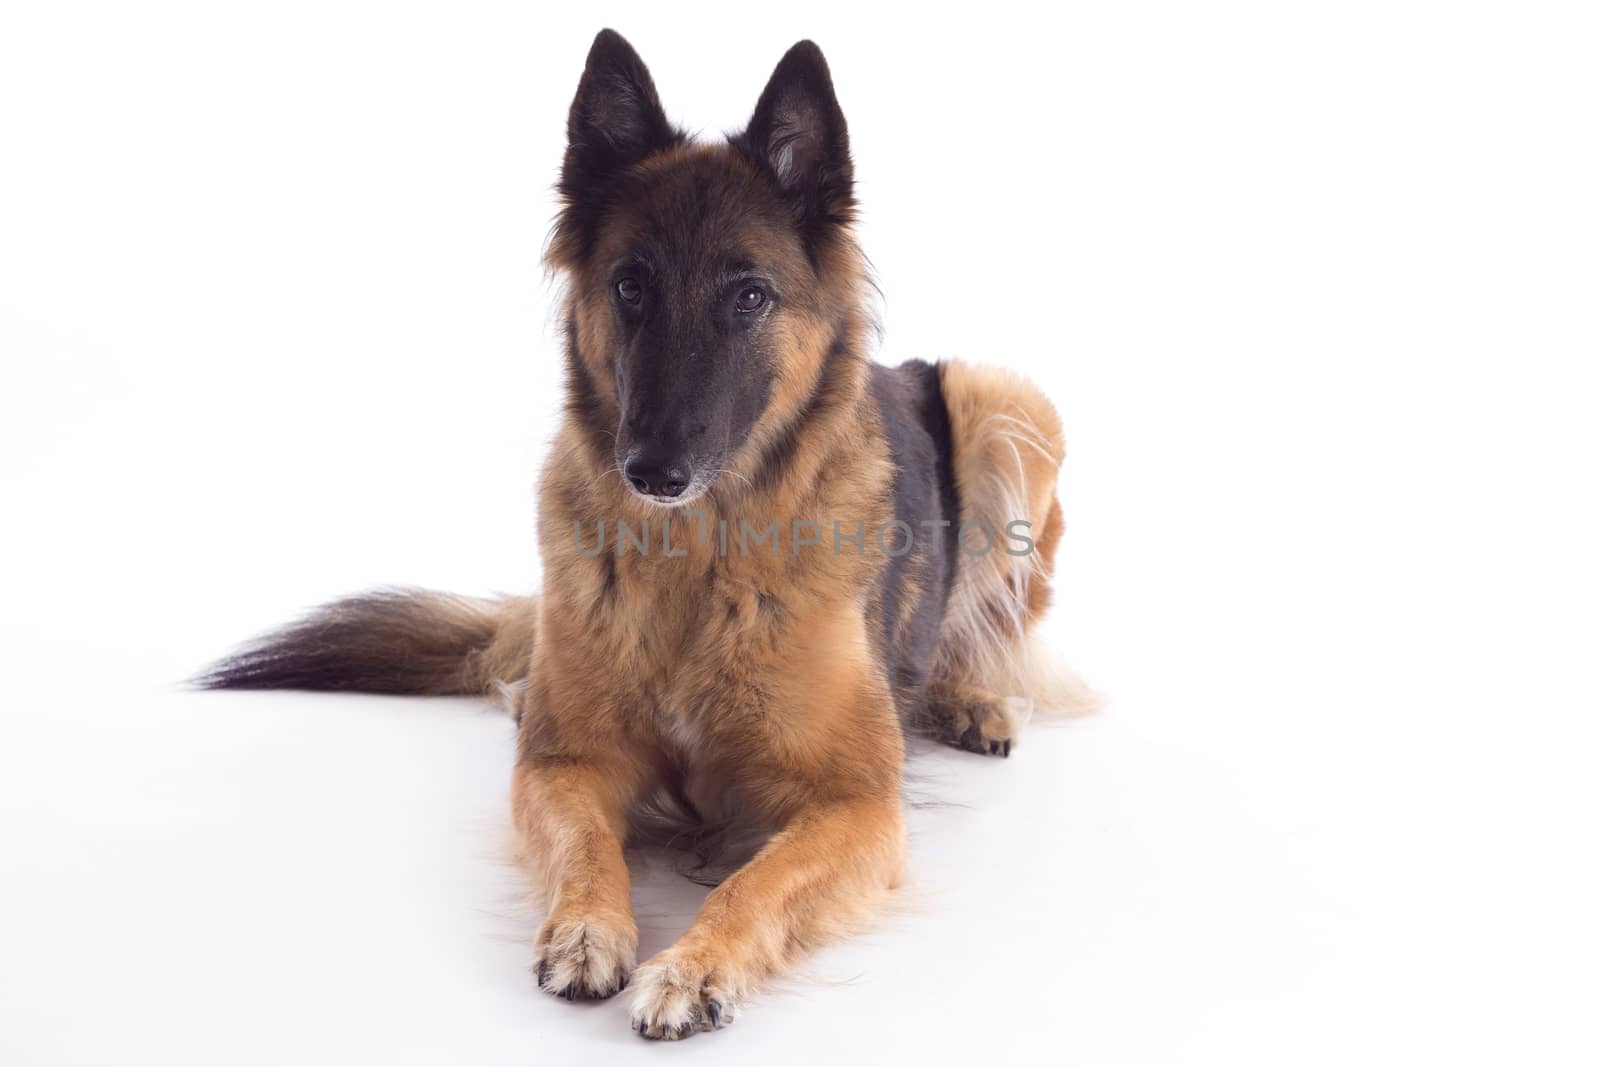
[934,360,1101,718]
[919,680,1032,757]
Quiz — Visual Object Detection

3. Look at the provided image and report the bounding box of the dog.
[201,29,1096,1039]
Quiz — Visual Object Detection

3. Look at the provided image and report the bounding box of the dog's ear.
[561,30,680,200]
[740,41,855,234]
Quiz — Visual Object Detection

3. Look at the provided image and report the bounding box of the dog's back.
[868,358,1099,752]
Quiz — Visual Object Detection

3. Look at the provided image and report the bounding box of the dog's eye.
[734,286,766,313]
[616,278,642,305]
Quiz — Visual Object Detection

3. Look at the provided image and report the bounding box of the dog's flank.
[200,28,1096,1041]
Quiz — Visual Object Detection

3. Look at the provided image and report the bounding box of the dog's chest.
[603,553,797,741]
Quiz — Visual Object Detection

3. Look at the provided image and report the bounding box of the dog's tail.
[194,588,538,701]
[935,360,1102,717]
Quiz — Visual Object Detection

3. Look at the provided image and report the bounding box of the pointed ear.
[739,41,854,233]
[560,30,681,201]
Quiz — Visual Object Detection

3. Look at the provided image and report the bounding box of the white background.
[3,1,1597,1063]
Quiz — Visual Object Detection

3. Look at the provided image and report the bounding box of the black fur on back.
[194,588,502,695]
[868,359,961,715]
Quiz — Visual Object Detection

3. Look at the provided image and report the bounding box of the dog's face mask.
[550,31,855,506]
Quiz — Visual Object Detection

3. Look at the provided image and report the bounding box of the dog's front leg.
[629,792,907,1038]
[512,751,643,1000]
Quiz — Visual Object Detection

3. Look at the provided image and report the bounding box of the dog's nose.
[623,453,691,499]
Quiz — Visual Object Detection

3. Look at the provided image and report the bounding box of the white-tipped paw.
[533,914,636,1001]
[628,952,739,1040]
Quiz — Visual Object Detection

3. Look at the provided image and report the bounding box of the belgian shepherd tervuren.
[202,29,1097,1039]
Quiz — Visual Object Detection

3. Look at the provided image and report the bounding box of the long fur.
[197,588,537,698]
[935,360,1103,719]
[198,29,1096,1041]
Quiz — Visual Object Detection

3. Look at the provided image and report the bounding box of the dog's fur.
[201,30,1096,1039]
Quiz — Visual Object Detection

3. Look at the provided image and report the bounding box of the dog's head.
[549,30,862,506]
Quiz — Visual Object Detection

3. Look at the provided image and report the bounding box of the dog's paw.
[533,913,637,1001]
[628,950,740,1040]
[954,695,1031,757]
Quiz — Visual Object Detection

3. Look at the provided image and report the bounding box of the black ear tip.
[780,39,830,73]
[588,28,638,63]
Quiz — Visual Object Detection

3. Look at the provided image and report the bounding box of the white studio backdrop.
[2,2,1597,1064]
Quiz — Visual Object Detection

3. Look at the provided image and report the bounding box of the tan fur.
[513,307,1095,1040]
[512,160,919,1033]
[506,149,1106,1029]
[467,595,540,698]
[197,37,1095,1039]
[480,33,1110,1034]
[935,361,1102,719]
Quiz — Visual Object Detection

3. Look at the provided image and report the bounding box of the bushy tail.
[195,588,538,698]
